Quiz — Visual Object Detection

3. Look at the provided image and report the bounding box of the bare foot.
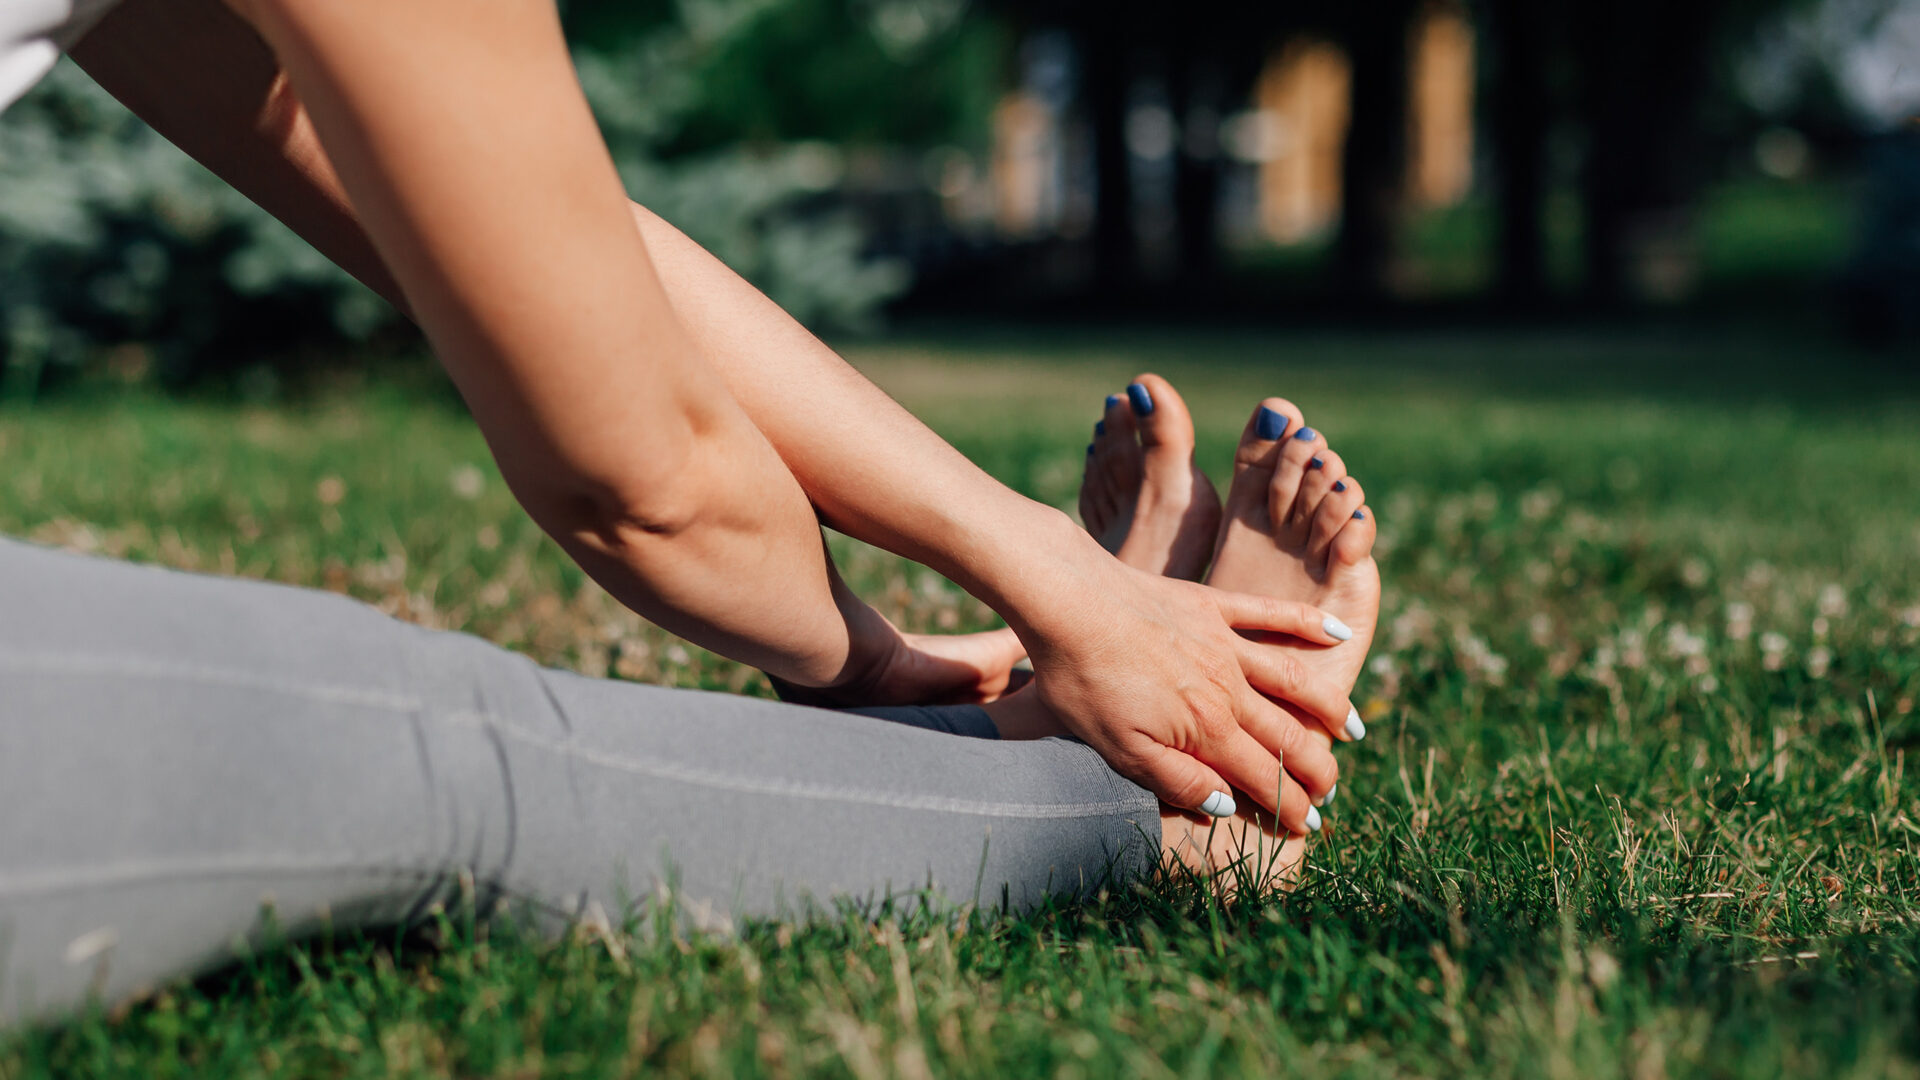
[1159,801,1306,895]
[1142,400,1382,889]
[1207,398,1380,749]
[1078,375,1222,581]
[992,385,1381,889]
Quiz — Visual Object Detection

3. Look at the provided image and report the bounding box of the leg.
[0,538,1156,1023]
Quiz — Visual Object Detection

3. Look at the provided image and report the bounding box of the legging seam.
[0,650,423,712]
[0,860,580,928]
[0,855,455,901]
[438,711,1152,821]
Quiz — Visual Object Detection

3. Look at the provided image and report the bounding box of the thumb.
[1131,742,1239,818]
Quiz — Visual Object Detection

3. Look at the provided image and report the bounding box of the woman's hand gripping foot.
[990,375,1381,886]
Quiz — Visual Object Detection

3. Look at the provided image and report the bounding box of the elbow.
[519,443,711,557]
[569,469,709,554]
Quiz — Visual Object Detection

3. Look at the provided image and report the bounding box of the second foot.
[1078,374,1222,581]
[1160,799,1308,895]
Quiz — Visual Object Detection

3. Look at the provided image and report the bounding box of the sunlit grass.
[2,326,1917,1078]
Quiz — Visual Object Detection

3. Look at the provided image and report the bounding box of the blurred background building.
[1,0,1916,394]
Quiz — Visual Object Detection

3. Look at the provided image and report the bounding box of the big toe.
[1219,397,1306,530]
[1125,374,1198,461]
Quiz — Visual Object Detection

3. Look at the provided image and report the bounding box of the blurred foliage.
[0,63,389,395]
[0,0,976,396]
[567,0,1003,150]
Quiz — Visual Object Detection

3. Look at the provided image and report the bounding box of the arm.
[71,0,1049,591]
[72,0,1362,820]
[146,0,888,689]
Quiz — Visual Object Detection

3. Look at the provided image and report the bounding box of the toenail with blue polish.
[1353,509,1366,520]
[1309,457,1324,470]
[1126,383,1154,417]
[1095,420,1106,436]
[1255,406,1287,441]
[1333,480,1347,493]
[1293,426,1317,442]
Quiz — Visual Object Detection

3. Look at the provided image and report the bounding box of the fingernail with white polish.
[1345,708,1367,741]
[1199,790,1236,818]
[1314,782,1336,807]
[1304,805,1323,832]
[1322,615,1353,641]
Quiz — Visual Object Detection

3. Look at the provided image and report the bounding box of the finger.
[1207,586,1356,645]
[1234,636,1366,743]
[1235,690,1338,802]
[1131,741,1241,819]
[1273,700,1347,794]
[1204,727,1321,834]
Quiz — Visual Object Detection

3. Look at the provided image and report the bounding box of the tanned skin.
[66,0,1359,818]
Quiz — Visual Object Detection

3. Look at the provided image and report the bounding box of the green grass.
[2,326,1919,1078]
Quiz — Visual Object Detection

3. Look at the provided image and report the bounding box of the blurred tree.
[0,0,924,395]
[563,0,1002,150]
[1483,0,1554,305]
[1573,0,1726,304]
[1480,0,1817,307]
[1331,0,1417,300]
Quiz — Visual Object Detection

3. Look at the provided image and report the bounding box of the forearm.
[72,0,1096,630]
[627,204,1099,622]
[206,0,881,684]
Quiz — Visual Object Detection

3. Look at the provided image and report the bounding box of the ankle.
[980,686,1069,739]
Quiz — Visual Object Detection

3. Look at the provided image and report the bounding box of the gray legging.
[0,537,1157,1024]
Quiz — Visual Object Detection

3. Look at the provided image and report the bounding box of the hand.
[1016,555,1356,834]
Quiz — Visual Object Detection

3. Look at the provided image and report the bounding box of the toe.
[1099,397,1144,491]
[1127,373,1197,457]
[1099,393,1134,447]
[1266,420,1325,541]
[1077,456,1099,533]
[1329,499,1378,567]
[1231,397,1303,473]
[1307,475,1366,571]
[1220,397,1303,522]
[1286,446,1346,540]
[1079,435,1110,533]
[1081,393,1144,548]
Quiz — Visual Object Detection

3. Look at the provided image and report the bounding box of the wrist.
[940,501,1119,643]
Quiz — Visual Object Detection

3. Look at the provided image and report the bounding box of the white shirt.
[1,0,122,113]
